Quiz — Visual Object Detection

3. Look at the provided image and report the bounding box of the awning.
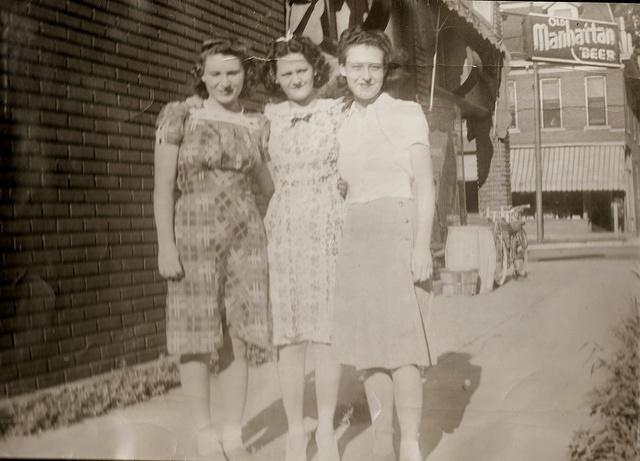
[510,144,626,192]
[442,0,506,53]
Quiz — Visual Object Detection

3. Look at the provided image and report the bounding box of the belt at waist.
[275,175,336,188]
[179,170,251,194]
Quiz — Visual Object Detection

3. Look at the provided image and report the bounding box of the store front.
[510,143,628,233]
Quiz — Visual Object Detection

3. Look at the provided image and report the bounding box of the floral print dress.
[263,98,344,345]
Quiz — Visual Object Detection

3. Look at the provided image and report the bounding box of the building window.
[540,78,562,128]
[585,76,607,126]
[507,80,518,128]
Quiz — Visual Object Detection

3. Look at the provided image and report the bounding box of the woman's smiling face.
[201,53,245,108]
[275,52,315,104]
[341,44,385,105]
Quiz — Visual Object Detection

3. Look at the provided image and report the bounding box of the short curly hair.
[263,34,331,96]
[337,26,403,94]
[191,37,259,99]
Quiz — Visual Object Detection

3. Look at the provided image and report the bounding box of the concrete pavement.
[1,257,638,460]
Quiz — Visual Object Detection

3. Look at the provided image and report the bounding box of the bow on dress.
[290,113,312,127]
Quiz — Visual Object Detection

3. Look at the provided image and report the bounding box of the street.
[0,254,638,461]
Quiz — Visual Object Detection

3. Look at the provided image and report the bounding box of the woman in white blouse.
[331,26,435,461]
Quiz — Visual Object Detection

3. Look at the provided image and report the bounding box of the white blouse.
[337,92,430,204]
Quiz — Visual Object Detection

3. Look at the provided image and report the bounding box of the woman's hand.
[411,242,433,283]
[158,244,184,280]
[185,94,203,108]
[337,178,348,199]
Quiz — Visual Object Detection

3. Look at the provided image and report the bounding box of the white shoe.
[196,425,225,460]
[222,424,254,461]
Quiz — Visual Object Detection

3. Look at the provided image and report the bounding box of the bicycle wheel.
[515,229,528,278]
[494,234,508,286]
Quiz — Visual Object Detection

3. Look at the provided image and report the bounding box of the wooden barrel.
[476,226,496,293]
[445,226,481,271]
[445,225,496,293]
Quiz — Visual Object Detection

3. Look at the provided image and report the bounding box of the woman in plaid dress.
[154,37,273,461]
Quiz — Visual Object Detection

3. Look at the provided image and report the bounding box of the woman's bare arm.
[153,143,183,280]
[252,162,275,201]
[409,142,435,282]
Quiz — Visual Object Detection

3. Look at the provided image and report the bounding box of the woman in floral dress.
[154,37,272,461]
[262,35,344,461]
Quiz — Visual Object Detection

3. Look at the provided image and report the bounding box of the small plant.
[0,358,180,438]
[569,298,640,461]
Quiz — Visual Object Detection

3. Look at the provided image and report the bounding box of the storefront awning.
[510,144,626,192]
[442,0,506,53]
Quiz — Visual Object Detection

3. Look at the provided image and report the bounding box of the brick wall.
[478,136,512,213]
[0,0,284,397]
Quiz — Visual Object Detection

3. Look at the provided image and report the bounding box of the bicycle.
[487,204,530,286]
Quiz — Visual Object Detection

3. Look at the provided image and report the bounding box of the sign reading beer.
[525,13,621,67]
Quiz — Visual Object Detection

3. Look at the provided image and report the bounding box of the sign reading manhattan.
[526,13,620,67]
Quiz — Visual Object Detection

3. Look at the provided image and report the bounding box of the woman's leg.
[364,370,395,459]
[179,356,221,455]
[313,343,340,461]
[278,342,308,461]
[392,365,423,461]
[218,337,249,454]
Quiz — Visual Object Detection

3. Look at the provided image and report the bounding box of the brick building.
[0,0,284,397]
[464,2,633,236]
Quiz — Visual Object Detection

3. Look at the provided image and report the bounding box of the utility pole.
[532,62,544,241]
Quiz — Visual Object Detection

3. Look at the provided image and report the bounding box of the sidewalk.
[527,231,640,250]
[1,258,638,460]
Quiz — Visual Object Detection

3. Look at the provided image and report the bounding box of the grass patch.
[569,297,640,461]
[0,358,179,438]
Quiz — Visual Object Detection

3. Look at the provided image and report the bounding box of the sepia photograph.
[0,1,638,460]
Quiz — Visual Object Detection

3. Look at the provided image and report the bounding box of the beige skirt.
[331,197,431,370]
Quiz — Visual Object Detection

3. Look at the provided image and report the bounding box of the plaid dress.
[156,100,271,364]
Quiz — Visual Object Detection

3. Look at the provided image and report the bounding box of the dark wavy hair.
[191,37,259,99]
[336,26,404,95]
[263,34,331,96]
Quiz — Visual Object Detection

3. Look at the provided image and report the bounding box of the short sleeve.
[155,101,189,146]
[377,98,430,154]
[398,102,430,150]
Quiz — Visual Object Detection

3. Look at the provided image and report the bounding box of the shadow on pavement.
[243,364,370,460]
[243,353,480,459]
[243,366,370,459]
[242,373,306,453]
[420,352,481,458]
